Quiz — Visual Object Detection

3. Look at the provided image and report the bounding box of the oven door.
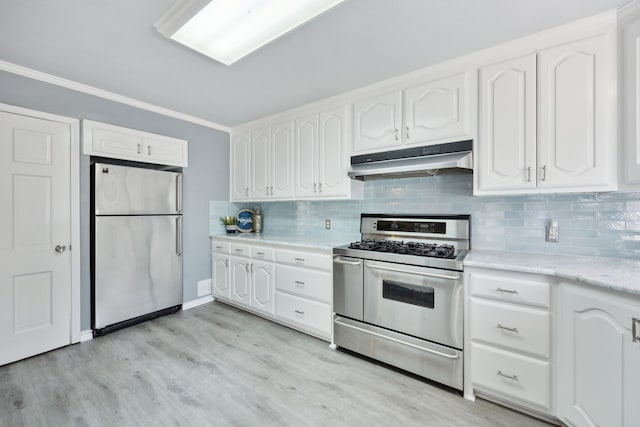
[363,260,463,349]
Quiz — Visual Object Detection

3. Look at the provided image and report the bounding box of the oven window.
[382,280,434,309]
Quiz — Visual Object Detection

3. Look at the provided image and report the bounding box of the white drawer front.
[276,265,331,302]
[471,343,550,410]
[470,298,549,358]
[469,271,550,308]
[251,246,275,261]
[276,249,332,271]
[211,239,230,254]
[275,291,331,336]
[230,243,251,258]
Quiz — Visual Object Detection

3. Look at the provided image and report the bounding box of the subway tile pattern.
[210,175,640,259]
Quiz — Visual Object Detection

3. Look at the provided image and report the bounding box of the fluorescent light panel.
[170,0,345,65]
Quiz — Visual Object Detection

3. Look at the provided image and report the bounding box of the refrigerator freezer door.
[94,215,183,328]
[94,163,181,215]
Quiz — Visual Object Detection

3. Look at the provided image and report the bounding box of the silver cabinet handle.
[497,370,519,381]
[294,310,305,315]
[256,251,265,256]
[333,257,363,266]
[215,245,223,249]
[294,280,305,287]
[394,128,399,141]
[55,244,67,253]
[176,174,182,213]
[147,145,151,156]
[365,262,460,280]
[318,183,323,193]
[137,144,141,154]
[245,188,249,197]
[294,257,305,263]
[176,217,182,256]
[406,126,410,139]
[526,166,531,182]
[270,186,274,195]
[313,183,317,193]
[235,248,244,253]
[265,185,268,195]
[334,318,460,359]
[497,324,519,333]
[224,259,229,267]
[541,165,546,181]
[496,288,519,294]
[633,318,639,342]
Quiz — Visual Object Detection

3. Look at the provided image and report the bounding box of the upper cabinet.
[476,33,617,195]
[621,6,640,189]
[83,120,188,167]
[231,104,362,202]
[352,72,473,154]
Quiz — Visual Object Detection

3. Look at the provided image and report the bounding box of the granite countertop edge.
[210,233,358,251]
[464,249,640,297]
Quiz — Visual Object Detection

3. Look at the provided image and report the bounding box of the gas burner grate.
[348,239,456,259]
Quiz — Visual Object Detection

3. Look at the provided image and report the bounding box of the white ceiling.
[0,0,626,128]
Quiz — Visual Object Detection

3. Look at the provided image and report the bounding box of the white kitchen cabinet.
[251,122,294,199]
[294,113,318,197]
[466,268,553,415]
[82,120,188,167]
[558,283,640,427]
[404,72,471,145]
[230,256,251,306]
[251,259,275,315]
[211,253,230,300]
[230,132,251,200]
[477,54,537,192]
[621,6,640,188]
[353,91,402,152]
[476,33,616,195]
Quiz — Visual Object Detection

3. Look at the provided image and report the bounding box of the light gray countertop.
[210,232,359,251]
[464,249,640,297]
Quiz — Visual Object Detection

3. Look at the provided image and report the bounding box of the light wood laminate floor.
[0,301,550,426]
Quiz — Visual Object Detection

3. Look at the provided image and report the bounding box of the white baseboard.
[80,330,94,342]
[182,295,214,310]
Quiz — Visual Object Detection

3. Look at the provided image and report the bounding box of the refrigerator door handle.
[176,174,182,214]
[176,217,182,256]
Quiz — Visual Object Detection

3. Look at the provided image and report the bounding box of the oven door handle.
[334,318,460,360]
[333,257,363,266]
[365,262,460,280]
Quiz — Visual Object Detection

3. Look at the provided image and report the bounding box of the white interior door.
[0,110,72,366]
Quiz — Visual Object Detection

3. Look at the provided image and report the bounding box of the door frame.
[0,102,81,344]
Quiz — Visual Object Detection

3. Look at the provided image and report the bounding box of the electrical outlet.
[197,279,212,297]
[546,220,559,243]
[325,219,331,230]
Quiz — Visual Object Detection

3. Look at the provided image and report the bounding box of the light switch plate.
[546,220,559,243]
[325,219,331,230]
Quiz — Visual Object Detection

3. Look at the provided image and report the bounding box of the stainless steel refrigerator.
[92,162,183,335]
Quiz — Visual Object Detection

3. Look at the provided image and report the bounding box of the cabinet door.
[144,136,188,167]
[230,257,251,306]
[251,127,271,199]
[231,132,251,200]
[86,124,144,161]
[295,114,318,197]
[404,72,470,145]
[271,120,294,198]
[211,254,230,299]
[251,260,274,315]
[559,284,640,427]
[353,91,402,153]
[623,17,640,185]
[318,106,348,197]
[477,55,537,192]
[538,35,612,189]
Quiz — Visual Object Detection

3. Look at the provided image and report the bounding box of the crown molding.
[0,59,230,133]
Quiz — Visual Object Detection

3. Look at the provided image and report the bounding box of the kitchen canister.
[253,206,263,233]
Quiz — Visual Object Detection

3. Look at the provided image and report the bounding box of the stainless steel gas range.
[332,214,470,391]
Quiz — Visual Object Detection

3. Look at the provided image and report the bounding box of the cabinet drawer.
[252,246,275,261]
[275,291,331,335]
[276,265,331,302]
[276,249,331,270]
[468,272,550,308]
[211,240,230,254]
[470,298,549,358]
[230,243,251,257]
[471,343,550,410]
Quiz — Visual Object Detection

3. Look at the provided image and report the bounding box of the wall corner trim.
[0,59,231,134]
[182,295,214,310]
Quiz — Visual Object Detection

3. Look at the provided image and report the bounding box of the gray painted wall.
[0,70,230,330]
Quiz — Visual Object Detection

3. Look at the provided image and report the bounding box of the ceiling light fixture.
[155,0,345,66]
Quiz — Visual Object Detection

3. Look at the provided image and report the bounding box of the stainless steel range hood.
[348,140,473,181]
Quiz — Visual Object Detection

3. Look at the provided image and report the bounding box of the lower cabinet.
[211,238,332,340]
[557,282,640,427]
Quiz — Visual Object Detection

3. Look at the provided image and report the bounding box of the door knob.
[55,245,67,253]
